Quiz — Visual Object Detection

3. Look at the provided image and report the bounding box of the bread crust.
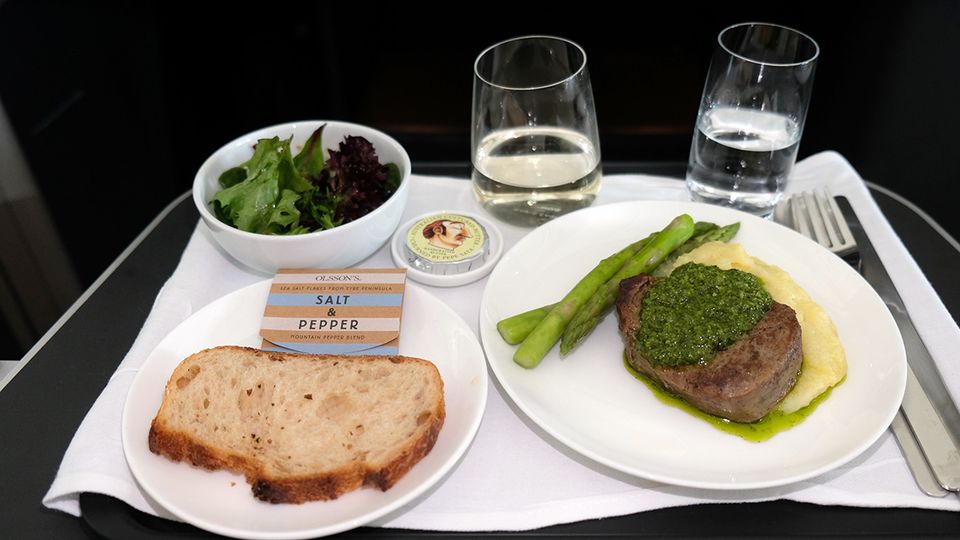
[148,346,445,504]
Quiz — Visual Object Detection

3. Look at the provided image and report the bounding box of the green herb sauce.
[623,356,837,442]
[637,263,772,366]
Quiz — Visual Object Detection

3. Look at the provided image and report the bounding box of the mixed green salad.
[211,124,401,235]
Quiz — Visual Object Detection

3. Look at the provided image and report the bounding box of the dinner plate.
[479,200,907,490]
[122,281,487,539]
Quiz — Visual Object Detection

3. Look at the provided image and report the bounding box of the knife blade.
[835,196,960,492]
[890,408,949,496]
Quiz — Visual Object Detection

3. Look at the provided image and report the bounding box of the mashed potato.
[669,242,846,413]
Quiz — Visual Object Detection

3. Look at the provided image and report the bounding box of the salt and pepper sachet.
[259,269,406,355]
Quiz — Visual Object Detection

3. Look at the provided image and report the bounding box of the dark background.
[1,1,958,358]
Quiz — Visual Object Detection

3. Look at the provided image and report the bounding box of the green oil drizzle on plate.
[623,356,839,442]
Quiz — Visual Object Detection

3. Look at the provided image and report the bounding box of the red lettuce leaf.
[314,135,396,223]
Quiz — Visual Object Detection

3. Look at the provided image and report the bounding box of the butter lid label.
[406,213,486,263]
[259,268,406,355]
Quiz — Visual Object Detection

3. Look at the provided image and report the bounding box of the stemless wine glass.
[686,22,819,217]
[471,35,601,226]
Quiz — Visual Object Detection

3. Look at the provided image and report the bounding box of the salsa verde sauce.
[623,356,839,442]
[637,263,772,366]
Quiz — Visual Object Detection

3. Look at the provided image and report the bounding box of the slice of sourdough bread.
[148,345,445,504]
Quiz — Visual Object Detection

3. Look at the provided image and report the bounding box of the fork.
[776,190,860,268]
[776,189,951,497]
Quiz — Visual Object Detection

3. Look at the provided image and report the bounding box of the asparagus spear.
[496,303,558,345]
[652,222,740,277]
[558,214,696,355]
[510,234,658,369]
[496,233,654,344]
[496,223,722,345]
[690,221,720,237]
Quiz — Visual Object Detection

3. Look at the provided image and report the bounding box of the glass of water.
[686,22,819,217]
[471,36,601,226]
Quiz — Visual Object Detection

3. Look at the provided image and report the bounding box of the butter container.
[391,211,502,287]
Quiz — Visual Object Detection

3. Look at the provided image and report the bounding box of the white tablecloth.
[43,151,960,531]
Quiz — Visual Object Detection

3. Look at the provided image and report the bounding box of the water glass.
[471,35,601,226]
[686,22,819,217]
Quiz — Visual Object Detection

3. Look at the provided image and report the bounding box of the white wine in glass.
[471,36,601,226]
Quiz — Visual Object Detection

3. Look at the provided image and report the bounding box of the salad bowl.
[193,120,411,273]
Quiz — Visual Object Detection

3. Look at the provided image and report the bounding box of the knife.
[836,196,960,493]
[889,409,948,496]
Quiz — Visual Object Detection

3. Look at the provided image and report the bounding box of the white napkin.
[44,151,960,531]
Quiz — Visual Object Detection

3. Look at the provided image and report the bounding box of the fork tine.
[789,195,813,239]
[812,189,842,249]
[823,192,856,249]
[802,191,832,247]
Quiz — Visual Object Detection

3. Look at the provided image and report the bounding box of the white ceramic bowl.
[193,120,410,274]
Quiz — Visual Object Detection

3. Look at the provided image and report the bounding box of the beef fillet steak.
[616,274,803,423]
